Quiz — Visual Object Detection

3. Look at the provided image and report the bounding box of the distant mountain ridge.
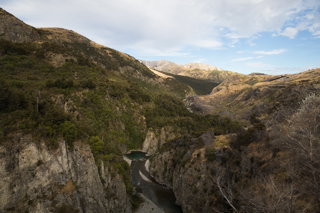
[182,62,223,71]
[140,59,242,83]
[186,69,320,117]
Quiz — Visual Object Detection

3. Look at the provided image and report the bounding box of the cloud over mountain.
[3,0,320,55]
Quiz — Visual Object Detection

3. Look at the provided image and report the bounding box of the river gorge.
[125,151,183,213]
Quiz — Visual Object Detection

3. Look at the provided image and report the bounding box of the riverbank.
[123,155,132,165]
[135,194,164,213]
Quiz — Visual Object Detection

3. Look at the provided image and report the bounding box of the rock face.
[142,131,158,156]
[148,131,273,213]
[148,133,217,213]
[0,134,131,213]
[149,146,219,213]
[141,128,178,156]
[0,8,41,42]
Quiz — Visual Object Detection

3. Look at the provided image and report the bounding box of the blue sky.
[2,0,320,75]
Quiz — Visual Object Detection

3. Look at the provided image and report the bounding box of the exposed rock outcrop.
[149,144,219,212]
[0,8,41,42]
[141,128,178,156]
[142,131,158,156]
[0,134,131,213]
[148,136,256,213]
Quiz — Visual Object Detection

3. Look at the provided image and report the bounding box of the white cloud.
[246,62,271,67]
[193,39,223,49]
[279,27,298,38]
[259,66,315,74]
[237,51,245,53]
[256,56,263,58]
[253,49,287,55]
[232,57,253,62]
[2,0,320,55]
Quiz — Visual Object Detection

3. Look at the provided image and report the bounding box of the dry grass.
[214,134,234,148]
[61,180,75,195]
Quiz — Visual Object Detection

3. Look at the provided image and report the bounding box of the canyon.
[1,7,320,213]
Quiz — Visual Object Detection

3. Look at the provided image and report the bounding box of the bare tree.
[209,168,239,213]
[283,93,320,210]
[285,93,320,160]
[238,174,310,213]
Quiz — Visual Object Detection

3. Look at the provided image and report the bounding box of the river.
[125,151,183,213]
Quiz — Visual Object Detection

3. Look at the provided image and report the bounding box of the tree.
[238,174,306,213]
[89,136,104,157]
[209,168,238,213]
[283,93,320,210]
[60,121,78,144]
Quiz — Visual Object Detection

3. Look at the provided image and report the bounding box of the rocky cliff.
[0,134,131,213]
[150,69,320,212]
[0,8,41,42]
[141,127,178,156]
[148,128,315,212]
[148,132,221,213]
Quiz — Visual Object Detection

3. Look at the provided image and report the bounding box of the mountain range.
[140,59,242,83]
[1,7,320,213]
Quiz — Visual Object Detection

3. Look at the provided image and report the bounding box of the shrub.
[206,147,216,162]
[89,136,104,157]
[60,121,78,144]
[46,79,74,89]
[230,123,266,149]
[37,160,43,166]
[54,204,79,213]
[80,79,95,89]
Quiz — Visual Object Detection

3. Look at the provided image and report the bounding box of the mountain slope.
[0,8,231,213]
[0,8,41,42]
[140,59,243,83]
[186,69,320,120]
[159,71,220,95]
[151,69,320,212]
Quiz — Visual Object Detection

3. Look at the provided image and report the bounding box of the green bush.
[231,123,266,149]
[80,79,95,89]
[205,148,216,162]
[46,79,74,89]
[60,121,78,144]
[89,136,104,157]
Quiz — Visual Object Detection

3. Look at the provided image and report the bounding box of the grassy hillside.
[0,35,241,201]
[166,72,219,95]
[187,71,320,121]
[171,69,320,212]
[6,7,320,212]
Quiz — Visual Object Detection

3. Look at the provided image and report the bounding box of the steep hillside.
[0,8,228,213]
[150,68,320,212]
[3,7,320,213]
[160,71,220,95]
[0,8,41,42]
[186,69,320,121]
[140,59,243,83]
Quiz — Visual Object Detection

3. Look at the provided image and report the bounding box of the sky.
[2,0,320,75]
